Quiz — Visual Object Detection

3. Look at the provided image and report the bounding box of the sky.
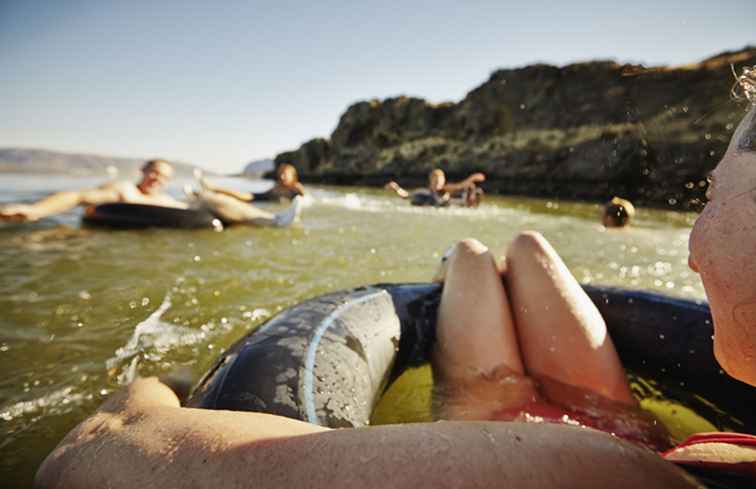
[1,1,754,173]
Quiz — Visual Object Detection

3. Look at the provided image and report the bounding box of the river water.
[0,174,705,487]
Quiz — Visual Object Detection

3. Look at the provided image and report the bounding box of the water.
[0,174,704,487]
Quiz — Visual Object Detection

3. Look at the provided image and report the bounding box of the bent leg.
[197,190,276,224]
[432,239,537,419]
[504,231,635,404]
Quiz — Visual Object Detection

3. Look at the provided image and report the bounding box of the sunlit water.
[0,174,704,487]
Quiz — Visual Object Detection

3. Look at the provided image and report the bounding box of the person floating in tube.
[0,159,188,223]
[385,168,485,207]
[0,159,302,228]
[190,163,304,227]
[199,163,306,203]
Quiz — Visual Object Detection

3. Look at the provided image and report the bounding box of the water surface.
[0,174,705,487]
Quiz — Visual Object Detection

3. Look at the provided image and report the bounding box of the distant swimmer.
[0,159,186,223]
[385,168,485,207]
[200,163,306,203]
[602,196,635,228]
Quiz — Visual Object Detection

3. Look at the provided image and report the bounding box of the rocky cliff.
[276,47,756,209]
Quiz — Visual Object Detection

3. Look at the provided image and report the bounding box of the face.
[429,170,446,191]
[140,162,173,194]
[689,105,756,385]
[278,166,297,186]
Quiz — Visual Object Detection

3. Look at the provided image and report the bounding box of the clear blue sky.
[1,0,754,173]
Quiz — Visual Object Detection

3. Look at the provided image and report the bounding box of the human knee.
[441,239,494,278]
[448,238,490,264]
[508,231,550,260]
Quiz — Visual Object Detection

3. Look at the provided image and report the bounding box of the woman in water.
[191,163,304,227]
[201,163,306,203]
[35,69,756,489]
[385,168,486,207]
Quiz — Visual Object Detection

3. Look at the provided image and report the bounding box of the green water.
[0,175,704,487]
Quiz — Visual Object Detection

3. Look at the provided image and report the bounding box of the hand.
[384,181,400,190]
[0,204,39,222]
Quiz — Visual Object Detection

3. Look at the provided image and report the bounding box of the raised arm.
[35,378,700,489]
[0,184,121,222]
[443,172,486,193]
[384,180,410,199]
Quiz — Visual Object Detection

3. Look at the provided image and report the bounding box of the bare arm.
[443,172,486,193]
[0,185,121,222]
[384,180,410,199]
[36,378,701,489]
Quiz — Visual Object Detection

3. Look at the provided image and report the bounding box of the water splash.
[0,387,86,422]
[105,292,207,384]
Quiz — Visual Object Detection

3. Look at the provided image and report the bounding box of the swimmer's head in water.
[602,197,635,228]
[277,163,299,186]
[139,159,174,194]
[429,169,446,191]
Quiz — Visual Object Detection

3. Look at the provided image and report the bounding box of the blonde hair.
[732,65,756,152]
[732,65,756,105]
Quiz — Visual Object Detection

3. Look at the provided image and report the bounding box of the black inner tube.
[187,283,755,488]
[187,283,755,430]
[82,203,222,230]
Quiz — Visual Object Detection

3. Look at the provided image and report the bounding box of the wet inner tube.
[82,203,222,230]
[187,283,756,433]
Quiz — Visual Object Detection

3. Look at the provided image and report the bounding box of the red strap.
[663,432,756,478]
[667,432,756,452]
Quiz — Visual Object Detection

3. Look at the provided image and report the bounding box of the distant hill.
[0,148,204,178]
[241,158,274,177]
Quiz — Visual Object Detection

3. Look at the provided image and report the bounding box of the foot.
[195,169,218,193]
[273,196,303,228]
[183,184,198,200]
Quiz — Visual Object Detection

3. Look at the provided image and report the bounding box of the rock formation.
[275,47,756,209]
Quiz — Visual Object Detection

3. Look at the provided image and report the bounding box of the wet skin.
[689,104,756,385]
